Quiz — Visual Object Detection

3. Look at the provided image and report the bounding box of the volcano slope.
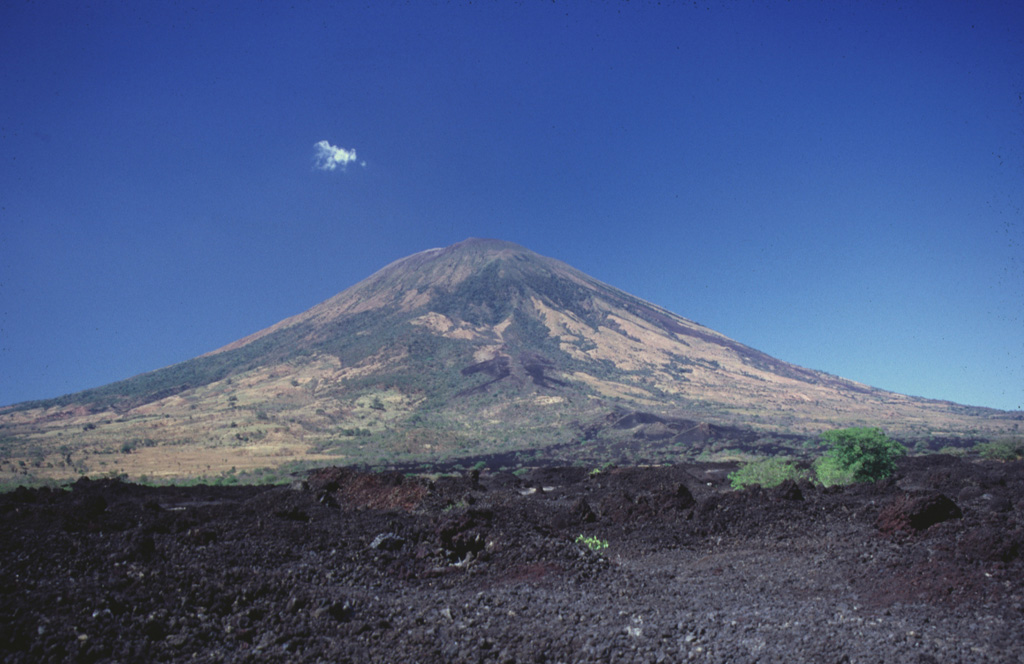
[5,238,1019,484]
[2,455,1022,663]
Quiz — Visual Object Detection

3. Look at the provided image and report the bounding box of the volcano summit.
[1,239,1016,480]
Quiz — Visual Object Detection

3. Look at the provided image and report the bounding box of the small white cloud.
[314,140,358,171]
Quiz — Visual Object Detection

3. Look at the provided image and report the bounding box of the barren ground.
[2,455,1022,663]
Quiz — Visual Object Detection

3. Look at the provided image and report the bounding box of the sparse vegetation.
[728,457,805,489]
[975,437,1024,461]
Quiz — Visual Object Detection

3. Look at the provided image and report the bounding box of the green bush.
[975,437,1024,461]
[812,454,858,487]
[815,427,905,485]
[728,457,805,489]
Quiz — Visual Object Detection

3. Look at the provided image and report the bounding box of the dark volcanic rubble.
[1,456,1022,663]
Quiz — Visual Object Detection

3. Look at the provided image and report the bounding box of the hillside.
[1,239,1018,482]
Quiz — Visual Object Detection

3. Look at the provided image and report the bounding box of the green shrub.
[728,457,805,489]
[815,427,905,485]
[975,437,1024,461]
[812,454,858,487]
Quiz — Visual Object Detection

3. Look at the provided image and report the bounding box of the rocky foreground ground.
[1,455,1022,663]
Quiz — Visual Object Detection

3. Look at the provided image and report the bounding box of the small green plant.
[814,427,905,485]
[728,456,805,489]
[442,500,468,513]
[575,534,608,553]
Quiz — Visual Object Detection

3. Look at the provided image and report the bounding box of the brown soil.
[2,455,1022,663]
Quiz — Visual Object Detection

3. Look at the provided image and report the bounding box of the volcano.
[1,239,1017,480]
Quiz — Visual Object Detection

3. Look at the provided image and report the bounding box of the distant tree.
[815,427,905,485]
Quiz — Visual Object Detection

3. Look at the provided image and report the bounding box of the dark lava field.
[2,455,1023,663]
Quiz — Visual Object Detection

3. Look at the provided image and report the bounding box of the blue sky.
[2,1,1021,411]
